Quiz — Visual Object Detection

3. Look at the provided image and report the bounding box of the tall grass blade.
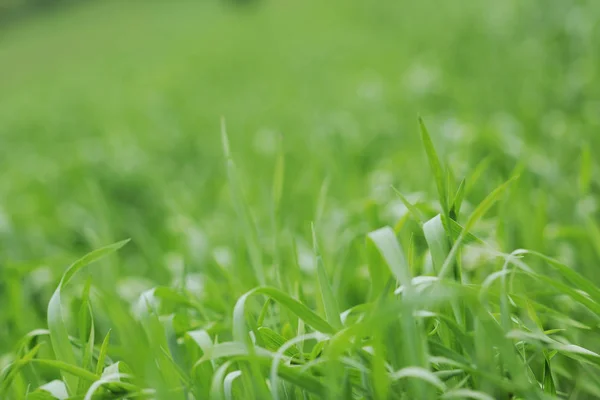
[419,118,449,220]
[47,239,129,394]
[438,177,517,278]
[312,223,342,329]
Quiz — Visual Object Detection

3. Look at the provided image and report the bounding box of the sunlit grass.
[1,0,600,399]
[3,123,600,399]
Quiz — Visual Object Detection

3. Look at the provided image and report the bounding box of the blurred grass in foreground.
[1,0,600,398]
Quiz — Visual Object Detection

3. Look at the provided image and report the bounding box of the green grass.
[1,0,600,398]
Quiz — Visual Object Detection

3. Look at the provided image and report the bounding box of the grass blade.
[423,215,450,274]
[221,118,266,286]
[419,117,449,220]
[450,178,466,220]
[233,287,335,343]
[366,226,431,398]
[438,176,517,278]
[312,223,342,330]
[95,330,111,377]
[391,186,426,223]
[47,239,129,394]
[367,227,411,288]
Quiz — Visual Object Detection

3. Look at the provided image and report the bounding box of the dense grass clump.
[2,122,600,399]
[1,0,600,399]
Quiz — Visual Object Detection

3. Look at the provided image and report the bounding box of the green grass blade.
[465,157,492,195]
[366,226,431,397]
[391,186,427,223]
[450,178,466,220]
[210,360,236,400]
[522,250,600,303]
[0,343,44,397]
[76,305,94,394]
[233,287,335,344]
[28,381,69,399]
[221,118,266,286]
[95,330,111,377]
[224,370,243,400]
[29,359,100,383]
[423,215,450,273]
[257,327,300,357]
[442,389,495,400]
[390,366,446,391]
[272,135,285,213]
[47,239,129,394]
[438,176,517,278]
[443,216,485,246]
[367,227,411,288]
[419,117,449,219]
[579,143,591,195]
[312,223,343,330]
[542,353,556,395]
[200,344,327,397]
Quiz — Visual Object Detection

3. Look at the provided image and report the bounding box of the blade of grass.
[221,118,265,286]
[233,287,335,344]
[419,117,449,220]
[312,223,342,330]
[391,186,426,223]
[579,143,591,195]
[199,343,327,396]
[95,330,111,376]
[450,178,466,221]
[47,239,129,394]
[438,176,518,278]
[366,226,431,398]
[423,215,450,274]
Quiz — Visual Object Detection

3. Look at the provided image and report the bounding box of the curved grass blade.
[29,359,100,383]
[199,343,326,397]
[269,332,325,400]
[0,343,44,397]
[233,287,335,344]
[210,360,236,400]
[367,227,411,288]
[520,250,600,303]
[47,239,130,394]
[83,372,141,400]
[439,176,517,278]
[390,366,446,391]
[257,327,300,358]
[442,389,495,400]
[28,381,69,399]
[224,370,243,400]
[366,226,431,398]
[423,215,450,274]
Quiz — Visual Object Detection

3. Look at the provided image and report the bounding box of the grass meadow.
[1,0,600,398]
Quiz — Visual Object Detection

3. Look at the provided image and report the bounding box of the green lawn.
[1,0,600,398]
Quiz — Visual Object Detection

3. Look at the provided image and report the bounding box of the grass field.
[1,0,600,398]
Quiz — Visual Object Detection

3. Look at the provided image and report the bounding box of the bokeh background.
[1,0,599,354]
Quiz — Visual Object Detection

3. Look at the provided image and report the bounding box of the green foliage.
[1,0,600,398]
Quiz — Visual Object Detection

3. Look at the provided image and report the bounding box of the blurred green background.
[1,0,599,353]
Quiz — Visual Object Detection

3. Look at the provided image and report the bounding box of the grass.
[1,0,600,398]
